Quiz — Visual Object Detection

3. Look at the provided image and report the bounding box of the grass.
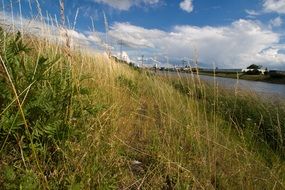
[0,27,285,189]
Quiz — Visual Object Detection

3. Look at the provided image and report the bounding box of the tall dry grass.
[0,1,285,189]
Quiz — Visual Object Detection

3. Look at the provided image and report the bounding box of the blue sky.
[14,0,278,31]
[1,0,285,69]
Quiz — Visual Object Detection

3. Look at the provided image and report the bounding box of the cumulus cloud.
[116,51,131,63]
[108,20,285,69]
[94,0,160,10]
[180,0,194,13]
[0,11,107,51]
[263,0,285,14]
[109,23,166,48]
[269,16,283,28]
[2,10,285,69]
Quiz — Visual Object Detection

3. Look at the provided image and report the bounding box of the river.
[158,71,285,99]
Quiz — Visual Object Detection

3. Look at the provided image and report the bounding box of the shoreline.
[198,72,285,85]
[153,69,285,85]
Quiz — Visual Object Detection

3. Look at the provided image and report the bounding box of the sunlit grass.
[0,1,285,187]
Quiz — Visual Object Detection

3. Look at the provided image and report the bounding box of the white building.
[117,51,131,63]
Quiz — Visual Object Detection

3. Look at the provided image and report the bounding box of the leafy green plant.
[0,31,75,166]
[116,75,138,93]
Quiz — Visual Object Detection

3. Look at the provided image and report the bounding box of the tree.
[247,64,261,70]
[246,64,262,75]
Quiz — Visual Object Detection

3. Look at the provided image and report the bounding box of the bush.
[246,70,261,75]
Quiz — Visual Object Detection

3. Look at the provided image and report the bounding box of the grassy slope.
[0,30,285,189]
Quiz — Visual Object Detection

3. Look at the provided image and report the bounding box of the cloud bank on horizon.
[1,0,285,69]
[109,20,283,69]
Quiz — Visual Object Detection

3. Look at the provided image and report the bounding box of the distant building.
[118,51,131,63]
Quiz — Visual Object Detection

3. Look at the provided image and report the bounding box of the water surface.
[158,71,285,99]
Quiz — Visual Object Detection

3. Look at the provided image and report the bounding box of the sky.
[1,0,285,69]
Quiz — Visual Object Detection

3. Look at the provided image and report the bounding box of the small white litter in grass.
[131,160,142,165]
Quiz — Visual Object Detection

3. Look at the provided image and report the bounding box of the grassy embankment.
[199,71,285,84]
[0,28,285,189]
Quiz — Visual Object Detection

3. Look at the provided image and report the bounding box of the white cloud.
[245,9,261,18]
[94,0,132,10]
[0,11,107,51]
[263,0,285,14]
[94,0,160,10]
[245,9,260,16]
[2,10,285,69]
[180,0,194,13]
[269,16,283,27]
[116,51,131,63]
[108,20,285,69]
[109,23,166,48]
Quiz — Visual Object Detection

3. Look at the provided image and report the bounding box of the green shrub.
[116,75,138,93]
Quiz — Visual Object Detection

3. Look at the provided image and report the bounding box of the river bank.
[199,71,285,84]
[155,71,285,98]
